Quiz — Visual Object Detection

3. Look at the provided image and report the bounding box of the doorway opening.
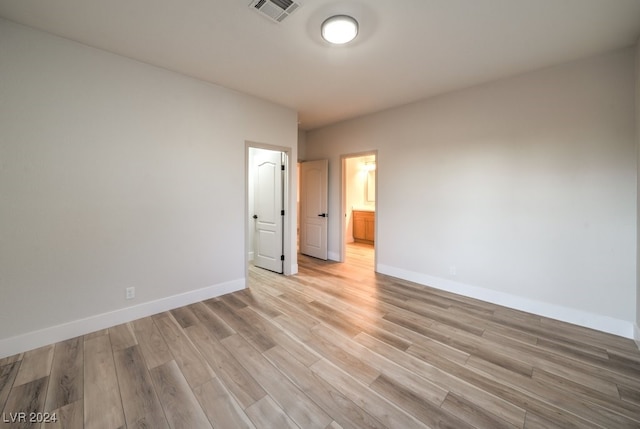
[246,144,293,276]
[341,152,377,269]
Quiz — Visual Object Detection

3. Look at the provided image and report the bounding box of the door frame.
[340,150,378,268]
[245,141,297,277]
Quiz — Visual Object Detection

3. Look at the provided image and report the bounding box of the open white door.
[253,150,284,273]
[300,159,328,260]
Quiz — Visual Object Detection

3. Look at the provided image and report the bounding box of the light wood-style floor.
[1,243,640,428]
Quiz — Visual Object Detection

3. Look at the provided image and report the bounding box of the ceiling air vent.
[249,0,301,23]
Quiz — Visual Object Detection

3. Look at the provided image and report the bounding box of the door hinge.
[280,255,285,261]
[281,209,285,216]
[281,165,285,171]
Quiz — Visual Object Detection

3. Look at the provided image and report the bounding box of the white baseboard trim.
[634,323,640,349]
[377,264,634,339]
[0,278,245,359]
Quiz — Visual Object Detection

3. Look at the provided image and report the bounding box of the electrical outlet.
[449,265,457,276]
[125,287,135,300]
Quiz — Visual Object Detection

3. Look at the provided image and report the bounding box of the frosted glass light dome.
[321,15,358,45]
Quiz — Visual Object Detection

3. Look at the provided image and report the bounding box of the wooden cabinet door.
[353,211,374,244]
[365,217,375,242]
[353,215,366,240]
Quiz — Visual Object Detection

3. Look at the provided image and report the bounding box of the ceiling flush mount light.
[321,15,359,45]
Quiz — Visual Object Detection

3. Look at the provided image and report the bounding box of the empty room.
[1,1,640,428]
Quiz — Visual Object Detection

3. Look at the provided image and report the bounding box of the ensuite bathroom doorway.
[342,152,377,269]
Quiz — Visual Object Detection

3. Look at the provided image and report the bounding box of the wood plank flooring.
[1,242,640,428]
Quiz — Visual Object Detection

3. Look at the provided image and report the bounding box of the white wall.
[298,129,307,161]
[636,39,640,345]
[307,48,637,337]
[0,19,297,357]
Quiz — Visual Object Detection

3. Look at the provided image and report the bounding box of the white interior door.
[253,150,283,273]
[300,159,328,260]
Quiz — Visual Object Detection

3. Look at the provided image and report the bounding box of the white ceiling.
[1,0,640,130]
